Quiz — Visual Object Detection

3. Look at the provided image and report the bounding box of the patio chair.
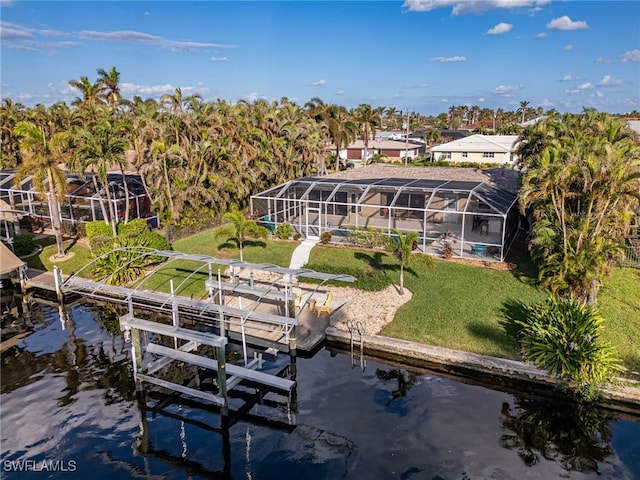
[471,243,486,256]
[314,292,334,316]
[292,286,303,310]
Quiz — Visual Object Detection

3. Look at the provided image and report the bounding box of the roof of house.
[430,134,520,153]
[0,241,25,275]
[345,139,422,151]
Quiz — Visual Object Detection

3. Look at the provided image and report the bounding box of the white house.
[430,134,520,165]
[341,139,424,164]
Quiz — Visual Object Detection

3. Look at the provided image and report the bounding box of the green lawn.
[22,229,640,374]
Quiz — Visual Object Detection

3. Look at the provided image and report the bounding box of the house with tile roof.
[429,134,520,165]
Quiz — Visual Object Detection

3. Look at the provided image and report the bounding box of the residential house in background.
[342,139,425,164]
[430,134,520,165]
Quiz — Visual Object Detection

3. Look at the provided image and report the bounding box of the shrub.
[118,218,150,236]
[302,262,390,291]
[12,234,34,257]
[320,231,332,244]
[275,222,293,240]
[85,220,113,239]
[501,297,624,400]
[347,226,387,249]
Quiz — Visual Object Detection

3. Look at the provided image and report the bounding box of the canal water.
[1,297,639,479]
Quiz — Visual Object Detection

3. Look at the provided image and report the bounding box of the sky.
[1,0,639,116]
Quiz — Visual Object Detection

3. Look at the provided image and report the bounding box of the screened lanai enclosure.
[0,170,157,228]
[251,177,521,262]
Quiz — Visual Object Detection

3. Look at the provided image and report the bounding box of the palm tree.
[326,105,358,172]
[353,104,382,165]
[13,120,69,258]
[519,112,640,304]
[518,100,531,123]
[72,117,130,235]
[389,228,419,295]
[69,75,107,108]
[216,210,268,261]
[96,66,121,108]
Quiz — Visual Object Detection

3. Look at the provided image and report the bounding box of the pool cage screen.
[0,171,157,228]
[251,177,520,262]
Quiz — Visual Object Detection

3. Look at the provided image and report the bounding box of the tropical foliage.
[215,210,269,261]
[502,296,623,400]
[518,111,640,304]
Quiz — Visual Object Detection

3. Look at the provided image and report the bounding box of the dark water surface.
[1,299,639,479]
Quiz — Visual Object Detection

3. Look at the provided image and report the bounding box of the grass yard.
[172,227,299,267]
[21,227,639,374]
[597,267,640,374]
[309,243,547,360]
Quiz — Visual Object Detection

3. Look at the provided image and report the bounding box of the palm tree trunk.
[47,175,65,258]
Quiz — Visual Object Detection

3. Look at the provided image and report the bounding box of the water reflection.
[0,297,638,479]
[500,396,614,473]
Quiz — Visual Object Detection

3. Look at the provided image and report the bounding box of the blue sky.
[1,1,639,115]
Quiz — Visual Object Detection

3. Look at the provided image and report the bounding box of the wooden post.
[216,345,228,414]
[131,328,144,391]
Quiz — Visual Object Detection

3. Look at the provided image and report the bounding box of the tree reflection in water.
[375,368,419,406]
[500,396,614,473]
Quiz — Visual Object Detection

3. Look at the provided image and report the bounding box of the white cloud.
[594,56,608,64]
[312,79,327,86]
[144,11,151,16]
[245,92,266,102]
[431,55,466,62]
[561,75,573,81]
[210,57,229,62]
[402,0,549,15]
[0,0,15,6]
[494,84,522,96]
[535,32,547,38]
[78,29,235,53]
[577,82,594,90]
[546,16,588,30]
[595,90,604,98]
[335,90,345,95]
[487,22,513,35]
[477,97,486,102]
[563,44,573,51]
[540,98,555,107]
[597,75,623,86]
[618,49,640,63]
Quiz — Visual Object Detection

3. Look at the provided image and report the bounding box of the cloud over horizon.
[487,22,513,35]
[546,16,588,30]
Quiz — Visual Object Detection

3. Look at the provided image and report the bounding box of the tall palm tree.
[72,117,130,235]
[96,66,121,108]
[14,120,69,257]
[353,103,382,165]
[518,100,531,123]
[69,75,107,108]
[0,99,26,169]
[326,105,358,172]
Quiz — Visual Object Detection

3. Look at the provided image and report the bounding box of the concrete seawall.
[325,326,640,416]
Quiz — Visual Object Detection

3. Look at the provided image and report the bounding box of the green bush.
[118,218,150,236]
[501,297,624,400]
[85,220,113,239]
[347,226,388,249]
[12,234,34,257]
[275,222,293,240]
[320,231,332,244]
[302,262,390,291]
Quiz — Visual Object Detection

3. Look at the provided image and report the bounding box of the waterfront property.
[251,166,521,261]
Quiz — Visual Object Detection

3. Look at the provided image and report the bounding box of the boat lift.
[58,248,355,411]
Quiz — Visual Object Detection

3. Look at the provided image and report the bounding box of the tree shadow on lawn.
[505,233,539,287]
[466,320,515,356]
[353,251,419,279]
[216,239,267,255]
